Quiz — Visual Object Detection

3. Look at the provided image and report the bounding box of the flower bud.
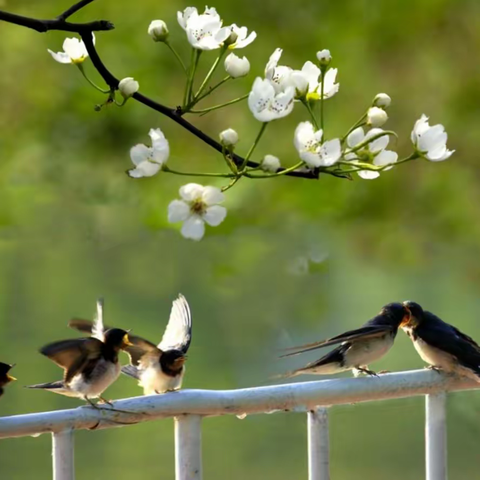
[118,77,139,99]
[148,20,169,42]
[224,53,250,78]
[373,93,391,108]
[316,49,332,66]
[261,154,281,172]
[219,128,239,147]
[367,107,388,127]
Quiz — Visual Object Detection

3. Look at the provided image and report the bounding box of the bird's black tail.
[121,365,140,380]
[26,380,65,390]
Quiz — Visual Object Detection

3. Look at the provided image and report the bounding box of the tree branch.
[0,2,322,180]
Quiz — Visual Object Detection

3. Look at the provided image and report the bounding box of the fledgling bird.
[27,299,132,406]
[69,294,192,394]
[402,300,480,382]
[278,302,409,378]
[0,362,16,397]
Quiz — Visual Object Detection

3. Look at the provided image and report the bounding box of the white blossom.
[248,77,295,122]
[128,128,169,178]
[288,62,339,100]
[346,127,398,179]
[177,6,230,50]
[316,49,332,64]
[168,184,227,241]
[219,128,239,146]
[148,20,169,42]
[411,114,454,161]
[373,93,391,108]
[48,34,95,64]
[224,53,250,78]
[261,155,281,172]
[294,122,341,168]
[226,24,256,49]
[265,48,293,94]
[367,107,388,127]
[118,78,139,98]
[311,68,339,100]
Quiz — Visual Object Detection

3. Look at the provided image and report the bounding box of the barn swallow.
[69,294,192,394]
[278,302,409,378]
[402,301,480,382]
[27,299,132,406]
[0,363,16,397]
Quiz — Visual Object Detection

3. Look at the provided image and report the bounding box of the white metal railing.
[0,369,478,479]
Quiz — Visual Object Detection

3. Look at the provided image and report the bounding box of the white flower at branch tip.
[177,6,230,50]
[261,154,281,172]
[225,24,257,49]
[316,49,332,65]
[294,122,341,168]
[314,68,339,99]
[346,127,398,179]
[128,128,170,178]
[148,20,169,42]
[290,62,339,100]
[367,107,388,127]
[47,34,95,65]
[224,53,250,78]
[219,128,239,146]
[265,48,293,94]
[411,114,454,161]
[118,77,139,98]
[248,77,295,122]
[373,93,391,108]
[168,184,227,241]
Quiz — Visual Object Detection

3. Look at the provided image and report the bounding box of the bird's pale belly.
[413,338,456,371]
[69,360,120,398]
[344,334,394,367]
[139,364,184,394]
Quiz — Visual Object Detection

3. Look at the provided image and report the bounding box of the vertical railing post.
[52,429,75,480]
[175,415,203,480]
[307,407,330,480]
[425,392,447,480]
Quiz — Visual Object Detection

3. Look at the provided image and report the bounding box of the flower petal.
[181,215,205,241]
[48,50,72,64]
[203,205,227,226]
[128,161,160,178]
[202,186,225,205]
[374,149,398,168]
[347,127,365,148]
[130,144,151,166]
[320,139,342,166]
[168,200,191,223]
[358,170,380,180]
[366,128,389,152]
[179,183,205,202]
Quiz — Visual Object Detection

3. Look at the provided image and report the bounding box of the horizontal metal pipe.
[0,369,477,439]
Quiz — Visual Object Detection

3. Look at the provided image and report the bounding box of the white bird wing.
[158,294,192,353]
[92,298,105,342]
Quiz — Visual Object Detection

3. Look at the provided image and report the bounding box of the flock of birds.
[0,298,480,406]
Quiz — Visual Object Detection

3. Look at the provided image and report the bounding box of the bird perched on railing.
[27,299,133,407]
[278,302,410,378]
[0,363,16,397]
[402,300,480,382]
[70,294,192,394]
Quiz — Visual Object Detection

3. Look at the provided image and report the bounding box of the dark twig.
[0,2,322,180]
[58,0,96,21]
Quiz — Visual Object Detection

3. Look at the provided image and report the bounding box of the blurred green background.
[1,0,480,478]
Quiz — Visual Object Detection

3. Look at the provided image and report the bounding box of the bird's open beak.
[7,375,16,382]
[123,334,134,347]
[400,305,411,327]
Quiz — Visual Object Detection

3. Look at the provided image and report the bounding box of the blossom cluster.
[46,6,455,241]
